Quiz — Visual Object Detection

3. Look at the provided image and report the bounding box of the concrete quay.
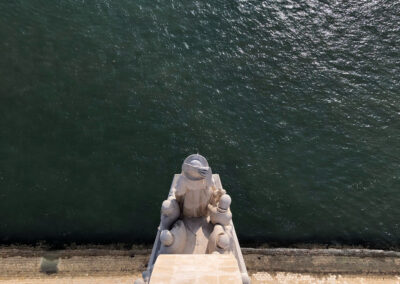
[1,246,400,283]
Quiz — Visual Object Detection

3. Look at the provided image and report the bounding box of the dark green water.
[0,0,399,248]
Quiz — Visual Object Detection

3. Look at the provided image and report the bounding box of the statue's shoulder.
[174,174,188,195]
[176,173,187,185]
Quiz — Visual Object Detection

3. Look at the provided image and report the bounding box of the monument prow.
[135,154,250,284]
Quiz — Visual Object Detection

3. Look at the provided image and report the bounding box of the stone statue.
[135,154,251,284]
[159,154,233,255]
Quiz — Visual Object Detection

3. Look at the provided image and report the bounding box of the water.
[0,0,399,248]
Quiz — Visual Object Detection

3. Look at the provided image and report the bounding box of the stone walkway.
[1,273,399,284]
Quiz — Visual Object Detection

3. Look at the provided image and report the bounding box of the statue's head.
[182,154,209,180]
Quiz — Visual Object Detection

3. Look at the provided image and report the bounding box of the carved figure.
[174,154,214,218]
[136,154,251,284]
[159,220,187,254]
[209,194,233,226]
[207,224,232,254]
[159,154,233,255]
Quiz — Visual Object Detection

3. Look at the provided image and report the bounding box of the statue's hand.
[198,166,213,186]
[198,166,210,177]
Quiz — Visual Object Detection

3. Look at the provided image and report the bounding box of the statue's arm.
[160,176,185,229]
[160,176,187,229]
[172,175,186,204]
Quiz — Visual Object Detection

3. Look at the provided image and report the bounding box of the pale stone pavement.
[0,273,400,284]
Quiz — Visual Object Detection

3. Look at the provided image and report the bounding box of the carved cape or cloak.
[174,174,212,218]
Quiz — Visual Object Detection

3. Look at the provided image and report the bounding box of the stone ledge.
[0,247,400,279]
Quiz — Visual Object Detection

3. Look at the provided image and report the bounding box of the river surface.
[0,0,399,248]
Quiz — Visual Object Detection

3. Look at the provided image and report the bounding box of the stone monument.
[135,154,250,284]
